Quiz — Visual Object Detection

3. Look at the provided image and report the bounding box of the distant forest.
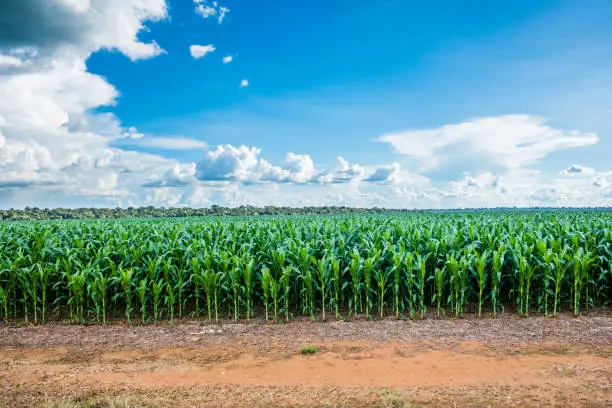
[0,206,608,221]
[0,206,405,220]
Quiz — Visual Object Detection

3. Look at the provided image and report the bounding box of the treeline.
[0,206,609,221]
[0,205,408,220]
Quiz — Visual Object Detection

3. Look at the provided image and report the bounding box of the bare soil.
[1,314,611,407]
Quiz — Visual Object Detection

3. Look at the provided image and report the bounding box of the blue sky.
[0,0,611,208]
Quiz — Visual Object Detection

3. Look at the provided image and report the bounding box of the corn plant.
[296,247,311,316]
[165,283,175,323]
[152,279,163,321]
[280,265,293,321]
[348,250,362,317]
[312,256,329,321]
[475,251,488,317]
[445,254,459,316]
[571,248,595,315]
[136,278,148,323]
[433,267,445,317]
[415,253,428,319]
[330,258,341,318]
[229,257,242,321]
[373,259,391,319]
[363,256,374,319]
[391,252,402,319]
[261,266,272,321]
[115,267,133,323]
[203,269,220,322]
[517,255,535,316]
[66,270,86,324]
[298,258,315,320]
[37,263,51,324]
[404,253,415,318]
[0,285,8,323]
[242,259,254,320]
[92,270,109,324]
[491,247,504,316]
[551,248,567,316]
[190,256,203,316]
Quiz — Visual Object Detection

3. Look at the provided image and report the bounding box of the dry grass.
[377,390,413,408]
[42,395,152,408]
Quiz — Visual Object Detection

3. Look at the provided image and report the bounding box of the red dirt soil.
[1,315,611,407]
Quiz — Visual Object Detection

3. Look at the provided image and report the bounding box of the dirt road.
[1,315,611,407]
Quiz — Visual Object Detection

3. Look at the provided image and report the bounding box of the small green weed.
[299,345,318,355]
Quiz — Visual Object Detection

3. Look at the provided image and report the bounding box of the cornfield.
[0,211,610,325]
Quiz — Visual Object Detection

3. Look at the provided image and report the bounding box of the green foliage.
[299,345,318,355]
[0,210,610,325]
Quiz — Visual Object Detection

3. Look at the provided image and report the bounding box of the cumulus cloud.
[193,0,229,24]
[284,153,316,183]
[143,164,196,188]
[364,163,402,184]
[195,145,262,182]
[222,55,233,63]
[0,54,22,68]
[191,146,430,189]
[0,0,88,49]
[559,164,595,175]
[557,164,612,191]
[0,0,174,206]
[593,176,608,188]
[377,115,599,172]
[240,79,249,87]
[190,44,215,59]
[316,157,365,183]
[258,159,291,182]
[0,0,168,61]
[193,145,318,184]
[430,166,612,208]
[450,172,507,198]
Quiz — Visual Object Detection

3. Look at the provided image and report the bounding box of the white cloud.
[316,157,364,183]
[0,55,22,68]
[432,166,612,208]
[122,126,144,139]
[56,0,92,13]
[0,0,175,206]
[121,136,207,150]
[258,159,291,182]
[559,164,595,175]
[193,1,229,24]
[190,44,215,59]
[364,163,401,184]
[193,146,315,184]
[284,153,316,183]
[195,145,262,182]
[593,176,608,188]
[378,115,599,172]
[222,55,233,64]
[2,0,168,61]
[449,172,506,198]
[240,79,249,87]
[144,164,196,188]
[190,145,432,189]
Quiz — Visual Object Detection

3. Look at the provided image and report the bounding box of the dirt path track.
[1,315,611,407]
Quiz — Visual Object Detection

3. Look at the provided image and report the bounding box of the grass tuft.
[299,344,318,355]
[377,390,412,408]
